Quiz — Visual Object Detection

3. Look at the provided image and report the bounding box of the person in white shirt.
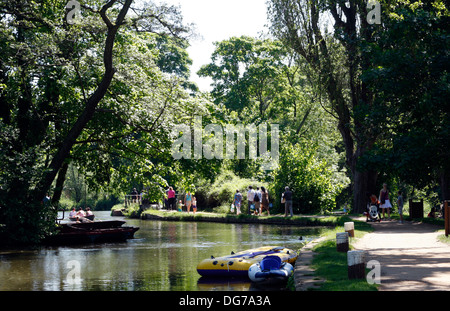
[247,186,255,215]
[69,207,77,218]
[77,208,86,218]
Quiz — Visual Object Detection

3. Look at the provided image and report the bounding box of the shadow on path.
[352,219,450,291]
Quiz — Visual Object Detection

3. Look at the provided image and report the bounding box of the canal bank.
[138,210,348,227]
[292,218,378,291]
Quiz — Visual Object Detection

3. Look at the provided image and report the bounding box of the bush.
[195,170,269,210]
[270,142,347,214]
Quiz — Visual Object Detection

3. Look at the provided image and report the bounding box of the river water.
[0,211,323,291]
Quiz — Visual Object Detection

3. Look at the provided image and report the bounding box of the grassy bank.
[303,216,378,291]
[140,209,352,227]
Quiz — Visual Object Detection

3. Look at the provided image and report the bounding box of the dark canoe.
[44,220,139,245]
[69,214,95,222]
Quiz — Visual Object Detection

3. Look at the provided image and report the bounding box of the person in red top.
[168,187,176,211]
[364,192,380,222]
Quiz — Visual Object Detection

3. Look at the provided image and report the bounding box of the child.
[397,191,404,223]
[177,200,183,212]
[364,192,380,222]
[192,196,197,214]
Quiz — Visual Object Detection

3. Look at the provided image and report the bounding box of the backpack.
[254,191,260,202]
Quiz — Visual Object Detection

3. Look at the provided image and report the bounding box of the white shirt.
[247,189,255,201]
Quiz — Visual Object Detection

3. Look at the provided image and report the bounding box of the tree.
[270,139,347,214]
[198,36,289,118]
[0,0,191,244]
[268,0,382,213]
[360,1,450,200]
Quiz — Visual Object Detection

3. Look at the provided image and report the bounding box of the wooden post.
[445,201,449,237]
[336,232,349,252]
[348,250,366,280]
[344,222,355,238]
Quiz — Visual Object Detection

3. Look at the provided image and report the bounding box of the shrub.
[270,142,347,214]
[196,170,268,210]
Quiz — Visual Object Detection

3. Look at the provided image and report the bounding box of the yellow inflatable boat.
[197,246,297,278]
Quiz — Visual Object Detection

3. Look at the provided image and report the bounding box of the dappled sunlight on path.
[353,219,450,291]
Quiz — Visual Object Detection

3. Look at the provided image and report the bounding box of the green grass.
[307,218,378,291]
[140,209,357,227]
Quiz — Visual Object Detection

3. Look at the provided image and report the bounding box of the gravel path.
[352,219,450,291]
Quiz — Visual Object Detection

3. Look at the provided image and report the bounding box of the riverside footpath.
[352,218,450,291]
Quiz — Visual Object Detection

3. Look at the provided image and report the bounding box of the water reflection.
[0,212,323,291]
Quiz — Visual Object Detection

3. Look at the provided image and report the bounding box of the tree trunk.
[440,167,450,201]
[31,0,133,204]
[51,161,69,206]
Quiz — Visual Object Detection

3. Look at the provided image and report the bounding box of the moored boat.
[44,220,139,245]
[196,246,297,278]
[69,214,95,222]
[248,255,294,285]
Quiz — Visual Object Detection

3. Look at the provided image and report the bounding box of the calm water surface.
[0,211,323,291]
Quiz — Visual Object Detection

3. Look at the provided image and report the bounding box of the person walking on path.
[254,187,261,216]
[260,186,270,216]
[233,190,243,215]
[247,186,255,215]
[282,186,293,217]
[185,191,192,213]
[379,183,392,220]
[167,187,176,211]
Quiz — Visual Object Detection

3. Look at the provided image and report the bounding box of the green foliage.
[311,240,378,291]
[0,0,193,244]
[195,169,266,210]
[271,141,348,214]
[360,1,450,199]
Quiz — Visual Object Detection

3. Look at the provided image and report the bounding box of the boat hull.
[44,221,139,245]
[248,261,294,285]
[196,246,297,278]
[69,214,95,222]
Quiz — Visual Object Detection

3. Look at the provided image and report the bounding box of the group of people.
[165,187,197,214]
[365,183,405,223]
[232,186,294,217]
[69,207,94,221]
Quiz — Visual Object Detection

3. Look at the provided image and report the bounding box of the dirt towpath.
[352,219,450,291]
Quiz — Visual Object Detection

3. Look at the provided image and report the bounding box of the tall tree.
[360,1,450,200]
[268,0,380,212]
[0,0,190,244]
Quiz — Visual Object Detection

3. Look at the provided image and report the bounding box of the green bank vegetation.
[289,217,378,291]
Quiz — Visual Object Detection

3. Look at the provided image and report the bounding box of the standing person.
[131,188,138,203]
[254,187,261,216]
[282,186,293,217]
[260,186,270,216]
[192,196,197,214]
[185,191,192,213]
[167,187,176,211]
[397,191,404,224]
[233,190,243,215]
[379,183,392,220]
[247,186,255,215]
